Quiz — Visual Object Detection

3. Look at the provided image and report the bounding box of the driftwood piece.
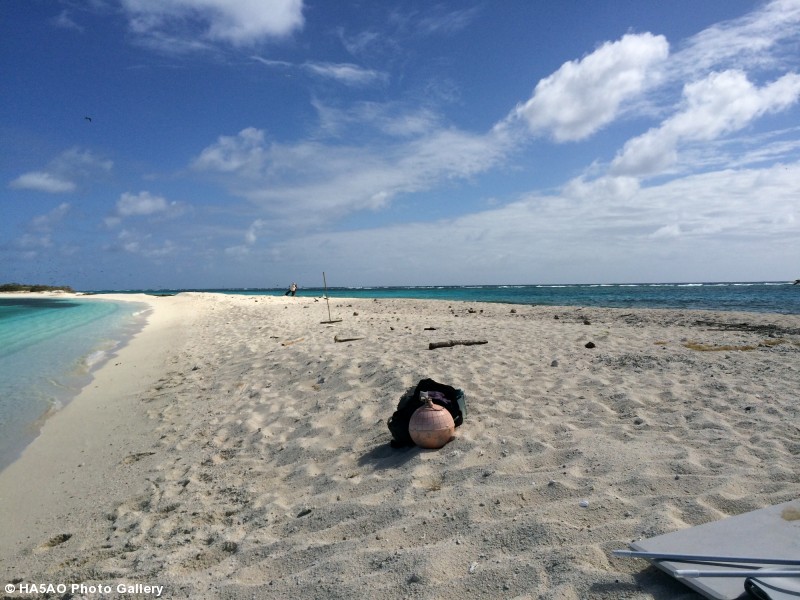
[334,335,365,343]
[429,339,488,350]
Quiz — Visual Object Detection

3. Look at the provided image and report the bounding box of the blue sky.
[2,0,800,290]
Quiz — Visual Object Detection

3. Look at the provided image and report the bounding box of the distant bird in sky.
[84,116,92,122]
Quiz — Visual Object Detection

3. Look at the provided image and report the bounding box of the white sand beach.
[1,292,798,599]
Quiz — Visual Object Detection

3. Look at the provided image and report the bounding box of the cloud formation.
[121,0,304,50]
[190,1,800,248]
[672,0,800,76]
[612,70,800,176]
[303,62,387,86]
[115,228,177,258]
[117,191,171,216]
[512,33,669,142]
[251,56,387,86]
[192,127,267,176]
[8,148,112,194]
[105,191,183,229]
[31,202,71,231]
[9,172,76,194]
[413,6,480,36]
[192,122,515,224]
[266,160,800,285]
[51,10,84,32]
[12,203,72,260]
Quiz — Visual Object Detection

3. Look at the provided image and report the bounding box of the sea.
[1,281,797,471]
[120,280,800,313]
[0,297,148,471]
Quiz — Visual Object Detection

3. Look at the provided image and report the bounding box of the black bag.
[387,378,466,447]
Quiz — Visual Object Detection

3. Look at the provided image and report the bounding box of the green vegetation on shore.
[0,283,75,293]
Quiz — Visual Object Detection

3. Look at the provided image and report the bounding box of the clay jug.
[409,396,455,449]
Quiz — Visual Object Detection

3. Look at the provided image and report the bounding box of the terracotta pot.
[409,398,455,449]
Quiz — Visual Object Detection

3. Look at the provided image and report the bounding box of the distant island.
[0,283,75,293]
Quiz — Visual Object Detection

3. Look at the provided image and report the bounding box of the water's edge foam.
[0,299,151,473]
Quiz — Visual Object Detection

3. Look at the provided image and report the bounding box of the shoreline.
[0,293,153,472]
[0,293,192,561]
[1,293,798,599]
[6,280,799,316]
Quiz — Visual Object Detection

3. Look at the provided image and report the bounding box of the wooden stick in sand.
[429,339,488,350]
[320,271,342,324]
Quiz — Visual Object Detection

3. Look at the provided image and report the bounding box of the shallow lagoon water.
[0,297,148,470]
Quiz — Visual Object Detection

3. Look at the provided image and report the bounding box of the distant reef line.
[0,283,75,293]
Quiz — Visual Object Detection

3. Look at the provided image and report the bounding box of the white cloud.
[415,6,480,36]
[17,233,53,250]
[337,6,478,63]
[116,228,178,258]
[669,71,800,140]
[672,0,800,77]
[192,127,267,175]
[387,5,480,38]
[11,203,72,259]
[52,10,84,32]
[650,223,681,239]
[244,219,266,244]
[109,191,185,228]
[224,244,251,258]
[118,229,141,253]
[121,0,304,50]
[143,239,178,258]
[338,29,383,58]
[379,110,439,138]
[117,191,171,216]
[612,70,800,176]
[250,55,292,68]
[193,123,515,224]
[9,172,76,193]
[312,100,439,138]
[511,33,669,142]
[722,129,800,168]
[398,127,513,182]
[251,56,387,87]
[267,161,800,285]
[562,175,640,202]
[52,148,113,175]
[221,218,269,257]
[8,148,112,194]
[303,62,387,86]
[31,203,71,231]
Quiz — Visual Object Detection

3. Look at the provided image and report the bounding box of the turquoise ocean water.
[119,281,800,314]
[0,297,148,471]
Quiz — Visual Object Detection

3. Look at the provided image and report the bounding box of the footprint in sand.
[33,533,72,553]
[121,451,156,465]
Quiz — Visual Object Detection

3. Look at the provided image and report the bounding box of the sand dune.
[1,293,798,599]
